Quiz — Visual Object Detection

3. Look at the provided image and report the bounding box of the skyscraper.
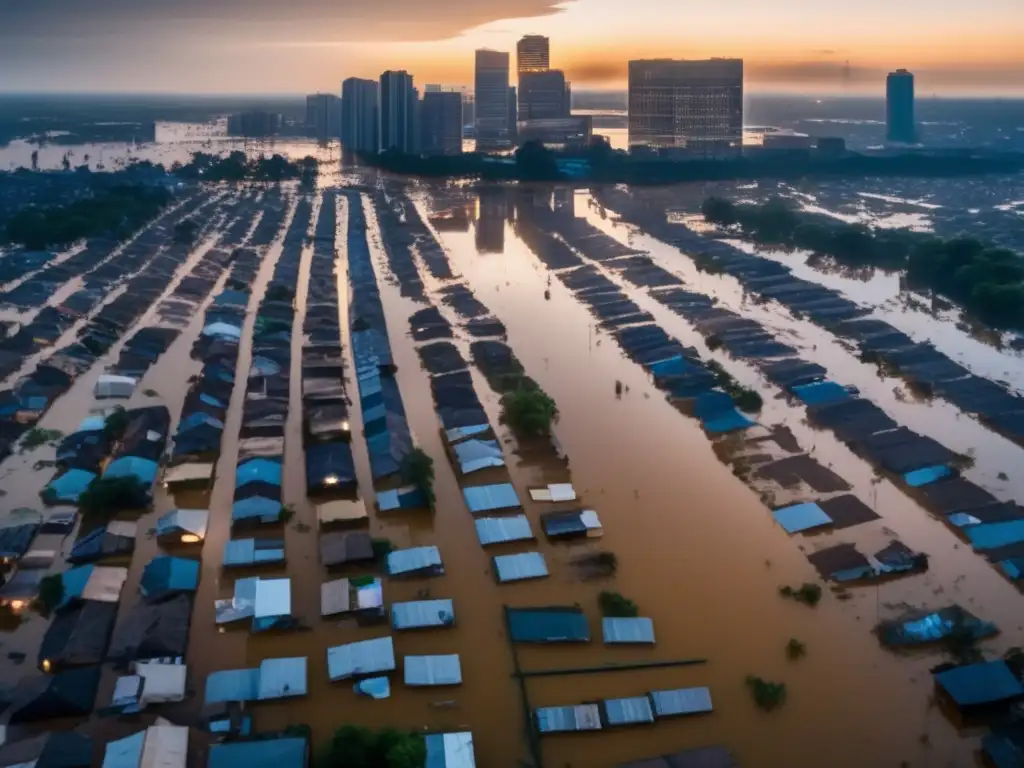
[886,69,916,144]
[379,70,418,153]
[341,77,379,156]
[420,90,463,155]
[475,50,511,149]
[305,93,340,141]
[517,35,550,74]
[628,58,743,155]
[519,70,570,120]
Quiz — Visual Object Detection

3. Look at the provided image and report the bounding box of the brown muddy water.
[4,179,1024,768]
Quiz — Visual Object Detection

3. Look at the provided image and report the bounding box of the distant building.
[475,50,512,149]
[226,111,281,138]
[761,132,813,150]
[886,69,916,144]
[380,70,419,153]
[517,35,550,74]
[462,94,476,137]
[306,93,341,141]
[517,116,593,148]
[508,86,518,143]
[816,136,847,157]
[519,70,571,120]
[475,186,507,254]
[628,58,743,155]
[420,90,463,155]
[341,77,379,156]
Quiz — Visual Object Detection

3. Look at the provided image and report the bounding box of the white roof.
[320,577,384,617]
[163,464,215,485]
[474,515,533,546]
[529,483,577,502]
[102,725,188,768]
[403,654,462,686]
[536,704,602,733]
[453,439,505,474]
[135,662,187,704]
[601,617,656,644]
[392,599,455,630]
[316,499,368,525]
[95,375,138,399]
[327,636,396,681]
[493,552,549,583]
[257,657,307,700]
[106,520,139,538]
[84,566,129,603]
[650,686,714,717]
[386,546,443,577]
[424,732,476,768]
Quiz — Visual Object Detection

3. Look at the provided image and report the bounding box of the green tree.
[515,140,560,180]
[701,196,738,227]
[500,385,559,437]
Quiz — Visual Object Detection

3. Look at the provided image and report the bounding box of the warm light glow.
[324,475,340,486]
[342,421,351,431]
[41,659,52,672]
[180,534,201,543]
[9,600,25,611]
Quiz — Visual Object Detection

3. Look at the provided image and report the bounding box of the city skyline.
[1,0,1022,95]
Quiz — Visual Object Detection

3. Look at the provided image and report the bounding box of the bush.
[500,385,559,437]
[779,583,823,607]
[173,219,199,244]
[103,407,129,440]
[21,428,63,451]
[318,725,425,768]
[400,448,435,510]
[371,538,395,560]
[598,590,639,617]
[34,574,64,615]
[786,638,807,660]
[745,675,787,711]
[77,476,150,519]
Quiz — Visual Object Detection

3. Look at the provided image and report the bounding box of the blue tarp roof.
[935,661,1024,708]
[507,607,590,643]
[694,391,756,434]
[140,556,200,597]
[231,496,283,524]
[463,483,521,514]
[424,732,475,768]
[223,538,285,567]
[207,738,307,768]
[104,457,159,485]
[235,458,283,488]
[904,465,953,487]
[44,470,96,503]
[377,485,429,512]
[967,520,1024,551]
[205,668,260,704]
[772,502,833,534]
[791,380,851,407]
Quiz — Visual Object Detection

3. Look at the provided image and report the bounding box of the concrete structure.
[628,58,743,155]
[886,69,916,144]
[519,70,571,120]
[517,116,593,148]
[379,70,419,153]
[517,35,550,74]
[475,50,512,148]
[226,111,281,138]
[420,89,463,155]
[341,77,379,156]
[305,93,340,141]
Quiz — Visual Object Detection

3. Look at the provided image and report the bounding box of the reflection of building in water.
[429,203,473,232]
[553,188,575,216]
[475,187,507,253]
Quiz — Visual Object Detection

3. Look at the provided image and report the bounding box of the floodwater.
[4,175,1024,767]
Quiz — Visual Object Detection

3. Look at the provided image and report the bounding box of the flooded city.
[0,138,1023,768]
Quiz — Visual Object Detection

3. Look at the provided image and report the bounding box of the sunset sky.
[1,0,1022,95]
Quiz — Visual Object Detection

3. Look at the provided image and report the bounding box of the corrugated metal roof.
[205,668,260,704]
[507,607,590,643]
[650,687,714,717]
[327,636,396,681]
[257,657,307,700]
[601,617,656,644]
[139,725,187,768]
[223,538,285,567]
[475,515,534,546]
[603,696,655,726]
[772,502,832,534]
[453,439,505,474]
[404,655,463,686]
[207,738,307,768]
[387,546,444,577]
[254,578,291,619]
[535,704,602,734]
[156,509,209,540]
[934,660,1024,708]
[494,552,549,583]
[424,732,476,768]
[377,485,428,512]
[463,483,521,515]
[529,483,577,502]
[542,509,602,538]
[392,599,456,630]
[320,578,384,617]
[102,731,145,768]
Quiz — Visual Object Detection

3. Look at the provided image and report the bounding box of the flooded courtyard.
[1,170,1024,767]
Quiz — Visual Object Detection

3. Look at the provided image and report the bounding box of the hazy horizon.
[2,0,1023,96]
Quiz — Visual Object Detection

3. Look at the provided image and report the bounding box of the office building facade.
[517,35,550,74]
[475,50,512,148]
[420,90,463,155]
[628,58,743,154]
[341,77,379,155]
[379,70,419,153]
[226,111,281,138]
[886,69,916,144]
[305,93,340,141]
[519,69,570,120]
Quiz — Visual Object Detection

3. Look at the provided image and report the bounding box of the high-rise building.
[628,58,743,155]
[517,35,550,74]
[420,89,463,155]
[475,50,511,148]
[462,94,476,137]
[519,69,570,120]
[306,93,341,141]
[886,69,916,144]
[226,111,281,138]
[341,77,379,156]
[508,86,518,143]
[379,70,419,153]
